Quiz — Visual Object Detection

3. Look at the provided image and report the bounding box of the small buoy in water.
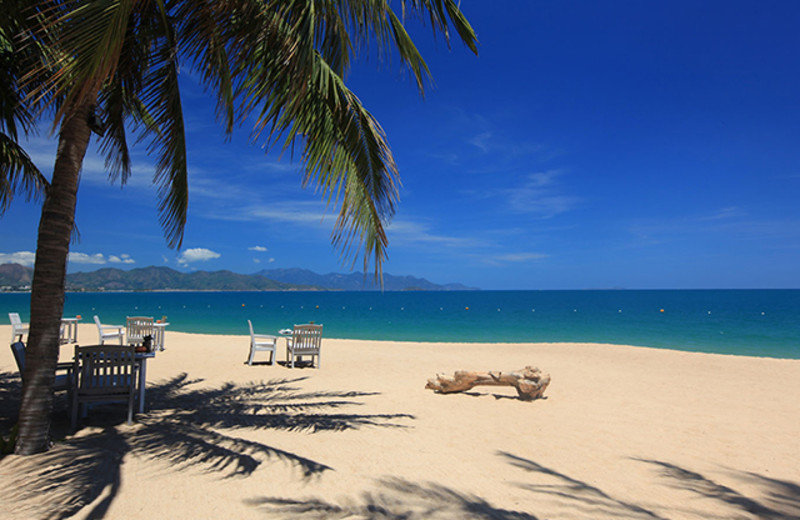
[497,308,501,312]
[660,309,664,313]
[315,305,319,309]
[761,312,765,315]
[618,309,622,313]
[241,303,245,307]
[532,309,535,312]
[465,307,469,310]
[707,311,711,315]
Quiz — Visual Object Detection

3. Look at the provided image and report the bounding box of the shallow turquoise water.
[2,290,799,358]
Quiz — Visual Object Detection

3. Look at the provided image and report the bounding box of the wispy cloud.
[490,253,549,263]
[626,207,800,247]
[248,246,268,252]
[177,248,221,266]
[387,220,474,248]
[468,131,492,152]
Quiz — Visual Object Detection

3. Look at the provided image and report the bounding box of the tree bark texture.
[15,99,95,455]
[425,366,550,401]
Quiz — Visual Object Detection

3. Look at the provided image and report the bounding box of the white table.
[153,322,170,351]
[135,352,156,413]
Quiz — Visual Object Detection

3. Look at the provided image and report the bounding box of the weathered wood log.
[425,366,550,401]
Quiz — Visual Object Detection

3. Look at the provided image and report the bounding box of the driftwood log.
[425,366,550,401]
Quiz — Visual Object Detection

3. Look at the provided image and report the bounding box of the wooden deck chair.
[94,315,124,345]
[71,344,137,431]
[247,320,277,365]
[286,324,323,368]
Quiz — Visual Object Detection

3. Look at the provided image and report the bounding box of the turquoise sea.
[2,290,799,359]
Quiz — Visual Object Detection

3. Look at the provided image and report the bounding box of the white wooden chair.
[126,316,155,346]
[94,315,124,345]
[247,320,277,365]
[9,312,29,343]
[286,324,323,369]
[71,344,137,431]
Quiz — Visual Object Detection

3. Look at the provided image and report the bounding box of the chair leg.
[70,396,79,433]
[127,392,134,425]
[247,345,255,366]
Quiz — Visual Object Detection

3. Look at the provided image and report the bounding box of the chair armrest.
[56,362,73,371]
[254,334,277,340]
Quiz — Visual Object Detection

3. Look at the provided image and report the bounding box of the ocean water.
[2,290,799,359]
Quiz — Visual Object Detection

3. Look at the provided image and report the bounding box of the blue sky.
[2,1,800,290]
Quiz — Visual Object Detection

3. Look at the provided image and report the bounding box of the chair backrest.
[93,315,103,329]
[126,316,154,344]
[73,345,136,397]
[10,341,25,376]
[9,312,22,326]
[247,320,255,338]
[291,324,323,353]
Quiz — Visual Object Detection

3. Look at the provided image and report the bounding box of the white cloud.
[249,246,268,252]
[109,254,136,264]
[68,252,107,264]
[177,248,221,266]
[0,251,36,266]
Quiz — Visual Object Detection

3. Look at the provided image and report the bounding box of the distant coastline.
[0,263,476,293]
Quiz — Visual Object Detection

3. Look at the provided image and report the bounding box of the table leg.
[138,358,147,414]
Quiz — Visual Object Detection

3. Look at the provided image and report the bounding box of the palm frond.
[0,133,48,213]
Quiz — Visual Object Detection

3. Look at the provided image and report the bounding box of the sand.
[1,323,799,519]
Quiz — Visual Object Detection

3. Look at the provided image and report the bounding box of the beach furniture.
[94,315,125,345]
[153,320,169,351]
[126,316,155,346]
[71,344,137,431]
[247,320,277,365]
[60,316,81,344]
[8,312,29,343]
[286,324,323,369]
[10,341,74,394]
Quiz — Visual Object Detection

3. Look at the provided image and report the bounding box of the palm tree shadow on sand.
[498,451,800,520]
[0,372,413,520]
[248,477,540,519]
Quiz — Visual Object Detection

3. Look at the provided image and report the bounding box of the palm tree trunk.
[15,99,95,455]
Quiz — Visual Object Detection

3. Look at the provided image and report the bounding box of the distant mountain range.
[0,264,476,292]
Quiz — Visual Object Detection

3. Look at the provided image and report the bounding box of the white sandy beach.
[1,324,799,519]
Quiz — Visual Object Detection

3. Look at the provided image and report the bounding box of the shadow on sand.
[248,477,539,519]
[499,451,800,520]
[0,371,413,520]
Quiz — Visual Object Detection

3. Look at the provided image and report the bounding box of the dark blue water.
[2,290,799,358]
